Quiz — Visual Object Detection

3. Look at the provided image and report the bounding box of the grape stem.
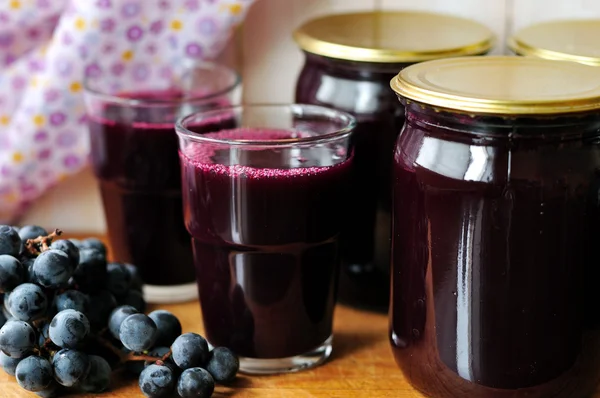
[24,229,63,255]
[35,338,57,358]
[91,333,173,366]
[123,349,173,366]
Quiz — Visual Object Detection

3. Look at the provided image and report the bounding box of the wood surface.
[0,235,598,397]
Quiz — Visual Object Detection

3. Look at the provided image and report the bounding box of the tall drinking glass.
[176,104,356,374]
[84,63,241,303]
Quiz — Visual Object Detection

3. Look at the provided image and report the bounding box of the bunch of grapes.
[0,225,239,397]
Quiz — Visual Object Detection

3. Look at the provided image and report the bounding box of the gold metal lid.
[391,56,600,115]
[293,11,494,64]
[508,20,600,66]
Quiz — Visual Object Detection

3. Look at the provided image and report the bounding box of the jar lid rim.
[391,56,600,115]
[509,19,600,66]
[293,11,495,64]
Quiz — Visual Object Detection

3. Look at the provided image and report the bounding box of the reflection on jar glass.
[390,56,600,397]
[293,12,494,310]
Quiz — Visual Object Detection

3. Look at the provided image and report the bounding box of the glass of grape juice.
[176,104,356,374]
[83,62,241,304]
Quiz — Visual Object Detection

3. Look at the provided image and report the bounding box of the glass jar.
[390,56,600,397]
[177,104,355,374]
[509,20,600,66]
[293,12,494,310]
[84,63,241,303]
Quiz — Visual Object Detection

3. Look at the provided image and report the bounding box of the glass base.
[237,335,333,375]
[143,282,198,304]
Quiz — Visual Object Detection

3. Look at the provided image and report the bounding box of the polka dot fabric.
[0,0,253,223]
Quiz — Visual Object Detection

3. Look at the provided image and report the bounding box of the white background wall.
[22,0,600,233]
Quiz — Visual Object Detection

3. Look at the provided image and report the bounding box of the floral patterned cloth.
[0,0,253,223]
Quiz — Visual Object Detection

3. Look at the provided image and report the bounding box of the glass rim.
[82,61,241,107]
[175,104,357,146]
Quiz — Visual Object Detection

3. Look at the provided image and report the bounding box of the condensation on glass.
[390,56,600,397]
[293,11,494,310]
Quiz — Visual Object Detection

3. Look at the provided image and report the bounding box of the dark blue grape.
[23,257,36,283]
[37,320,50,348]
[43,291,57,319]
[49,240,79,269]
[52,349,90,387]
[0,320,35,358]
[32,250,72,288]
[177,367,214,398]
[49,309,90,349]
[148,310,181,347]
[7,283,48,321]
[80,355,111,393]
[139,364,175,397]
[17,225,47,242]
[125,264,143,292]
[15,355,53,392]
[69,239,82,249]
[108,305,138,340]
[2,304,12,322]
[35,381,62,397]
[0,255,25,292]
[106,263,131,297]
[80,340,120,369]
[79,238,107,257]
[0,351,22,375]
[54,290,89,313]
[72,248,107,292]
[119,314,157,352]
[118,289,146,313]
[65,277,76,289]
[171,333,209,370]
[0,225,21,257]
[3,292,10,318]
[0,309,6,329]
[87,290,117,330]
[206,347,239,383]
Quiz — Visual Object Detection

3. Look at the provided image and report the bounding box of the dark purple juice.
[390,107,600,397]
[296,54,405,309]
[180,128,351,359]
[335,116,401,309]
[87,92,196,286]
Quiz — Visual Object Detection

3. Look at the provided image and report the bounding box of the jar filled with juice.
[294,11,494,310]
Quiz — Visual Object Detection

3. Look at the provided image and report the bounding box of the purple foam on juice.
[180,127,346,179]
